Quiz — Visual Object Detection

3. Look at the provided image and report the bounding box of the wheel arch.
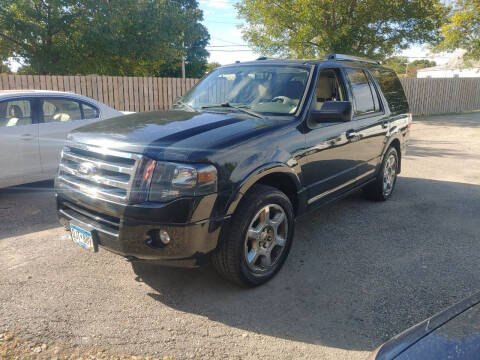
[383,135,402,174]
[388,138,402,173]
[225,164,303,217]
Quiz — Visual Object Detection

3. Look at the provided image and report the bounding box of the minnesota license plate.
[70,223,97,252]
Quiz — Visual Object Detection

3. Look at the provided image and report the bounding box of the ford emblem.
[78,162,97,176]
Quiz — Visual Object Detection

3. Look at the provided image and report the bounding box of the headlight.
[149,162,217,202]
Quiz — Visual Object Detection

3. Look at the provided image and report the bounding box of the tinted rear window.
[370,68,409,114]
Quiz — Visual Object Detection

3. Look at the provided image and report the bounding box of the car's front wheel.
[364,146,399,201]
[212,184,294,287]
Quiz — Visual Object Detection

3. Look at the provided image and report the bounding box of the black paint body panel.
[374,292,480,360]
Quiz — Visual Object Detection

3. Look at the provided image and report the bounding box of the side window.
[42,99,82,123]
[345,68,377,116]
[314,68,344,110]
[371,68,408,114]
[0,99,32,127]
[81,102,99,119]
[366,72,381,111]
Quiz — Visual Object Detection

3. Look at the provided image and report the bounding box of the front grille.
[58,142,142,204]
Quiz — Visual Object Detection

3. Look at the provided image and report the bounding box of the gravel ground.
[1,113,480,360]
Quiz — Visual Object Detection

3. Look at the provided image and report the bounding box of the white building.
[417,49,480,78]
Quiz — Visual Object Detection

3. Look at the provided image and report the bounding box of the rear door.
[343,67,388,179]
[38,97,101,177]
[0,98,42,187]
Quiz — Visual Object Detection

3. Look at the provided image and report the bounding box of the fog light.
[159,230,171,244]
[146,229,171,249]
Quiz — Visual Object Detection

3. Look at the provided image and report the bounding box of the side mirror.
[310,101,352,123]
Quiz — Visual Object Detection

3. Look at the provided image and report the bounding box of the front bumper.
[56,191,229,267]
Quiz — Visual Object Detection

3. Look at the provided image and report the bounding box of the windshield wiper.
[173,100,196,112]
[201,102,264,119]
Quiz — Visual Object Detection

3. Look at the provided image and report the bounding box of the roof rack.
[324,53,380,65]
[256,56,280,61]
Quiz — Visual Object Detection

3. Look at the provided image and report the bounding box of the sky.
[199,0,453,66]
[199,0,259,64]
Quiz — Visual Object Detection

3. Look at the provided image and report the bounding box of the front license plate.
[70,223,97,252]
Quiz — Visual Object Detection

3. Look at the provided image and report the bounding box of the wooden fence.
[400,78,480,115]
[0,74,199,112]
[2,74,480,115]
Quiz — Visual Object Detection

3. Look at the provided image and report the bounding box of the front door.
[0,98,42,187]
[301,67,361,206]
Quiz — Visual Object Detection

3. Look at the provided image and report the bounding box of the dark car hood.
[376,292,480,360]
[69,110,287,162]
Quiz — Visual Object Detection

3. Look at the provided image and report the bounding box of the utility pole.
[181,34,186,79]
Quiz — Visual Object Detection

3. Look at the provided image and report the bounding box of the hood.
[68,110,287,162]
[375,292,480,360]
[398,302,480,359]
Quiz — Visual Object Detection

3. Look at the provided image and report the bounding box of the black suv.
[55,54,410,287]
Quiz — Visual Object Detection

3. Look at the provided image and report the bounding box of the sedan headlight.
[149,162,217,202]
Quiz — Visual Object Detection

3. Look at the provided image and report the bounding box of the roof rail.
[324,53,380,65]
[256,56,279,61]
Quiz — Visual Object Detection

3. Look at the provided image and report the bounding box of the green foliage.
[407,59,437,77]
[384,57,409,74]
[206,62,221,73]
[435,0,480,61]
[236,0,449,60]
[0,0,210,77]
[410,59,436,68]
[0,62,11,74]
[384,57,436,77]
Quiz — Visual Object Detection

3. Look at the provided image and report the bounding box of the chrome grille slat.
[62,151,135,175]
[68,142,141,161]
[59,163,130,189]
[57,142,142,204]
[58,175,127,202]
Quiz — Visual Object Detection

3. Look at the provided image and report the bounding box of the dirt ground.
[1,113,480,359]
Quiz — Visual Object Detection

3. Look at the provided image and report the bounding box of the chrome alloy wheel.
[383,154,397,197]
[244,204,288,273]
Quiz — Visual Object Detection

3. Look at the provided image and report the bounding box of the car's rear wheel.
[212,184,294,287]
[364,146,399,201]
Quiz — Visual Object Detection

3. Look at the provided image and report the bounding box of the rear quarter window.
[370,67,409,115]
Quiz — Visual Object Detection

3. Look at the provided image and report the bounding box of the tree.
[206,62,221,73]
[384,57,408,74]
[0,0,210,77]
[236,0,449,60]
[383,57,436,77]
[0,0,84,74]
[0,62,11,74]
[406,59,436,77]
[435,0,480,61]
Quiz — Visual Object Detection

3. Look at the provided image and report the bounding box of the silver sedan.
[0,90,126,188]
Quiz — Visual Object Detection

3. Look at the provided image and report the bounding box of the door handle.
[382,120,389,129]
[21,134,34,140]
[346,130,358,140]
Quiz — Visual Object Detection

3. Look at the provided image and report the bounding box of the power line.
[210,37,245,46]
[207,49,254,52]
[207,45,249,47]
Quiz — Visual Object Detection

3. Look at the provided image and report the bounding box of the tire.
[212,184,294,287]
[364,146,399,201]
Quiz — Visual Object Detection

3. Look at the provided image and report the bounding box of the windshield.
[177,65,311,115]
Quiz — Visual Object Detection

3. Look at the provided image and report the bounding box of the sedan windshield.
[176,65,312,116]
